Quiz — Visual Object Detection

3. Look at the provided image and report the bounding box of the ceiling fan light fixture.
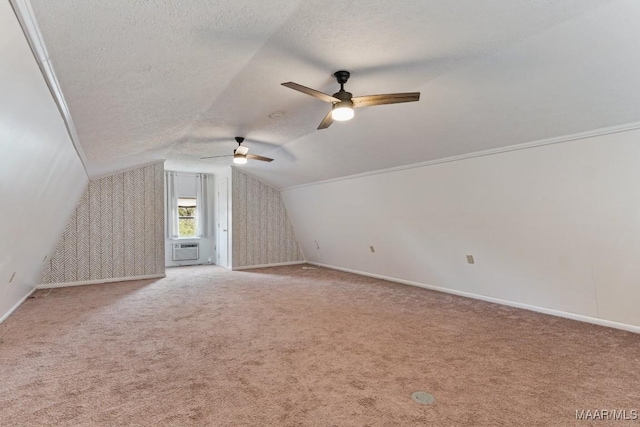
[282,70,420,129]
[233,155,247,164]
[331,100,354,121]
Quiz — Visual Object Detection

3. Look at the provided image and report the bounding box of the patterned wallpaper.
[232,169,303,268]
[41,163,165,284]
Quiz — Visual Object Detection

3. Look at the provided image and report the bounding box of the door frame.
[217,178,229,268]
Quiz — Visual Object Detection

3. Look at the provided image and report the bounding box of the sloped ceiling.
[30,0,640,188]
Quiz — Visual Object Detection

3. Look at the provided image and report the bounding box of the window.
[178,197,197,238]
[166,172,210,240]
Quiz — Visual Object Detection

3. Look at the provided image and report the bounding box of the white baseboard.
[0,287,38,324]
[232,261,306,271]
[308,262,640,335]
[165,263,215,268]
[37,273,166,289]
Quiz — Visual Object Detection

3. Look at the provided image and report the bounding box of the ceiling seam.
[164,2,310,160]
[9,0,90,178]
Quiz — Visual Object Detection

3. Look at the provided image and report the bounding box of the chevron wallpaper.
[41,162,165,285]
[232,168,303,268]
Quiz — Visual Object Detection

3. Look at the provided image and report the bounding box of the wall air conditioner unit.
[172,243,199,261]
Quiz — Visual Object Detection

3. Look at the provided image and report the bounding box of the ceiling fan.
[282,70,420,130]
[200,137,274,164]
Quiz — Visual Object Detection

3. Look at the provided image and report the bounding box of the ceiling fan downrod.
[334,70,350,92]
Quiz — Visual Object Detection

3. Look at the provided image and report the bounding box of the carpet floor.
[1,264,639,426]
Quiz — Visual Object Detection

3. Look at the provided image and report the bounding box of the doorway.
[217,178,229,267]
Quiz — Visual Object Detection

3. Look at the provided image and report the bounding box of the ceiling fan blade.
[352,92,420,108]
[246,154,274,162]
[200,154,233,159]
[236,145,249,155]
[317,109,334,130]
[282,82,340,103]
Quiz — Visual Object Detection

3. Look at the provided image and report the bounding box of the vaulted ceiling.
[30,0,640,188]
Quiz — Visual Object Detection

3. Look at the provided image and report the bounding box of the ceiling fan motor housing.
[332,90,352,101]
[333,71,353,108]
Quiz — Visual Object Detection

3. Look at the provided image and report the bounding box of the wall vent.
[172,243,199,261]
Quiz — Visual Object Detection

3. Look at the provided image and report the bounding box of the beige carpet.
[1,265,639,426]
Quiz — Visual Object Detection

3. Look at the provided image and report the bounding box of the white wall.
[165,171,216,267]
[282,128,640,330]
[0,2,88,321]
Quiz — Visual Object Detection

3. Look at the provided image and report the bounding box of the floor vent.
[411,391,435,405]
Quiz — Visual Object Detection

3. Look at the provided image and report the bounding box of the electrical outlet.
[466,255,475,264]
[370,245,375,253]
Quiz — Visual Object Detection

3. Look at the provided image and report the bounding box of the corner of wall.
[40,162,165,287]
[0,0,89,323]
[231,168,304,269]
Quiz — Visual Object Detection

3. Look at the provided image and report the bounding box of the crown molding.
[9,0,89,176]
[282,120,640,192]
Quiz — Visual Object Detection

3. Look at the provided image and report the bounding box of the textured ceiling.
[30,0,640,188]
